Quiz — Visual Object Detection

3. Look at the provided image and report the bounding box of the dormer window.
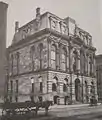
[49,16,57,30]
[60,22,67,34]
[51,20,56,29]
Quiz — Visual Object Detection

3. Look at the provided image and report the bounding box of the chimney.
[36,7,40,17]
[36,7,41,22]
[15,21,19,33]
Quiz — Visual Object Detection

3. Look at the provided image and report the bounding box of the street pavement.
[1,103,102,120]
[31,103,102,120]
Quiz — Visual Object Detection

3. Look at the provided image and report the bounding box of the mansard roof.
[10,8,94,51]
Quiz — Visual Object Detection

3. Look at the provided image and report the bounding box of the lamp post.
[31,77,34,102]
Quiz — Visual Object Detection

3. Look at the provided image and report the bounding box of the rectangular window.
[51,51,55,59]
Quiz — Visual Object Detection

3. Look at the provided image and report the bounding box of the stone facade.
[7,8,97,104]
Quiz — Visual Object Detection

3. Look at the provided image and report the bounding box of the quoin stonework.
[7,8,98,105]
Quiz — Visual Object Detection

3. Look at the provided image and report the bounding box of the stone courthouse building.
[7,8,98,104]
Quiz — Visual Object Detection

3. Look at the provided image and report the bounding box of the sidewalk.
[49,103,101,110]
[48,103,102,117]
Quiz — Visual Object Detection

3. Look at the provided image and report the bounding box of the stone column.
[71,82,75,103]
[94,81,98,100]
[88,85,91,103]
[47,80,52,93]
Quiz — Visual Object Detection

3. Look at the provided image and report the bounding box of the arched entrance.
[75,78,81,102]
[53,96,59,104]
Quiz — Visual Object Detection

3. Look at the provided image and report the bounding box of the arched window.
[52,83,57,91]
[51,44,56,69]
[73,50,78,73]
[80,48,86,74]
[38,43,43,69]
[63,84,67,92]
[61,48,67,71]
[52,76,58,92]
[75,78,81,102]
[63,78,68,92]
[38,76,43,93]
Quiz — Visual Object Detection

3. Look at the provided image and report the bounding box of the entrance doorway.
[53,96,59,104]
[64,96,69,105]
[75,78,82,102]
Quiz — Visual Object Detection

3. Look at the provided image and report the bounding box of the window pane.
[52,83,57,91]
[51,20,56,29]
[51,51,55,60]
[62,54,65,60]
[51,60,56,69]
[61,62,66,71]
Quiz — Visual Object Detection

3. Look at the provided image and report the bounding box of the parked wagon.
[0,100,53,120]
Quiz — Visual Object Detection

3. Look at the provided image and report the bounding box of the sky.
[1,0,102,54]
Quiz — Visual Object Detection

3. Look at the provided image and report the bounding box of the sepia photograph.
[0,0,102,120]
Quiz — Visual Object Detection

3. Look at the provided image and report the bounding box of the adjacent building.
[96,55,102,102]
[0,2,8,98]
[7,8,98,104]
